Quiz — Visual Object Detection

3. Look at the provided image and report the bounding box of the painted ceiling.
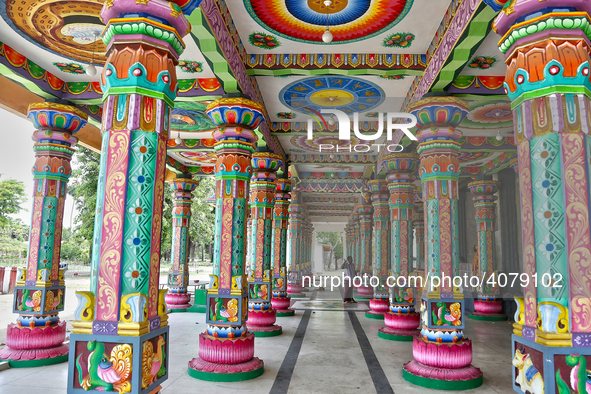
[0,0,515,221]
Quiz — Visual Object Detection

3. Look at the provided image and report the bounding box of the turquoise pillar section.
[402,96,483,390]
[67,0,194,390]
[188,96,266,381]
[165,177,198,311]
[495,3,591,392]
[0,103,87,368]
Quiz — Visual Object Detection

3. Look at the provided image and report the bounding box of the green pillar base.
[188,362,264,382]
[403,367,483,390]
[355,296,372,300]
[170,304,206,313]
[276,310,295,317]
[365,312,385,320]
[250,328,283,337]
[468,313,508,321]
[378,331,415,341]
[288,294,307,298]
[6,353,68,368]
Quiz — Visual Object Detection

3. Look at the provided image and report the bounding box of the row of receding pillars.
[1,0,591,393]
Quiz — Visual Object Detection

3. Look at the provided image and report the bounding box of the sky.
[0,108,77,228]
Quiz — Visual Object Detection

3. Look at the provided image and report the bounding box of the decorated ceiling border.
[187,7,240,94]
[291,154,377,165]
[271,121,383,134]
[245,54,426,75]
[297,182,365,193]
[425,0,464,67]
[0,42,225,105]
[307,205,355,211]
[428,4,497,92]
[166,155,215,176]
[456,136,516,151]
[298,172,364,180]
[460,151,516,176]
[194,0,285,160]
[303,196,359,204]
[448,76,505,94]
[401,0,497,109]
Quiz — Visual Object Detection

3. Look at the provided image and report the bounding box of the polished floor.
[0,286,514,393]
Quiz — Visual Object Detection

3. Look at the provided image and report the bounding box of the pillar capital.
[409,96,468,143]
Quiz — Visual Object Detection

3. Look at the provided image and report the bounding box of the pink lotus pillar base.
[402,336,483,389]
[474,300,502,314]
[366,299,389,318]
[403,360,483,382]
[189,356,264,375]
[165,292,191,310]
[247,310,282,336]
[469,300,507,321]
[355,285,374,299]
[287,284,304,298]
[0,321,69,365]
[272,297,294,316]
[378,312,420,340]
[198,332,255,364]
[189,333,264,381]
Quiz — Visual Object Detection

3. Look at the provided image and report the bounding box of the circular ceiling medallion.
[245,0,413,44]
[467,103,513,124]
[306,0,349,14]
[0,0,107,64]
[280,76,385,114]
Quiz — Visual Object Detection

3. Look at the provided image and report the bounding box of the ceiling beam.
[0,74,102,152]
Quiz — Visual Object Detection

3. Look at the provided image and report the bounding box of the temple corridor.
[0,285,514,394]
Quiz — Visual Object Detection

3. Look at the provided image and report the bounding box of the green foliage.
[68,146,100,258]
[60,227,89,262]
[161,176,215,262]
[0,235,27,258]
[0,175,27,225]
[188,176,215,250]
[0,218,29,242]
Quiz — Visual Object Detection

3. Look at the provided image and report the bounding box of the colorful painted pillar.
[246,216,253,277]
[165,176,199,312]
[351,213,361,274]
[287,190,305,298]
[304,220,314,281]
[413,186,425,273]
[271,178,293,316]
[413,186,426,299]
[402,96,483,389]
[366,179,390,319]
[0,103,87,368]
[495,3,591,392]
[378,152,421,341]
[246,151,283,337]
[467,180,507,321]
[345,224,351,259]
[356,192,374,300]
[67,0,194,391]
[188,96,265,381]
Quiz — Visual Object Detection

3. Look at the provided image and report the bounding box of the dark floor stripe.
[348,310,395,394]
[270,291,317,394]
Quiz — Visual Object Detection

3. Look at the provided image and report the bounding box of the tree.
[0,175,27,225]
[160,175,215,264]
[316,232,343,270]
[188,176,215,261]
[68,146,100,260]
[0,218,29,242]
